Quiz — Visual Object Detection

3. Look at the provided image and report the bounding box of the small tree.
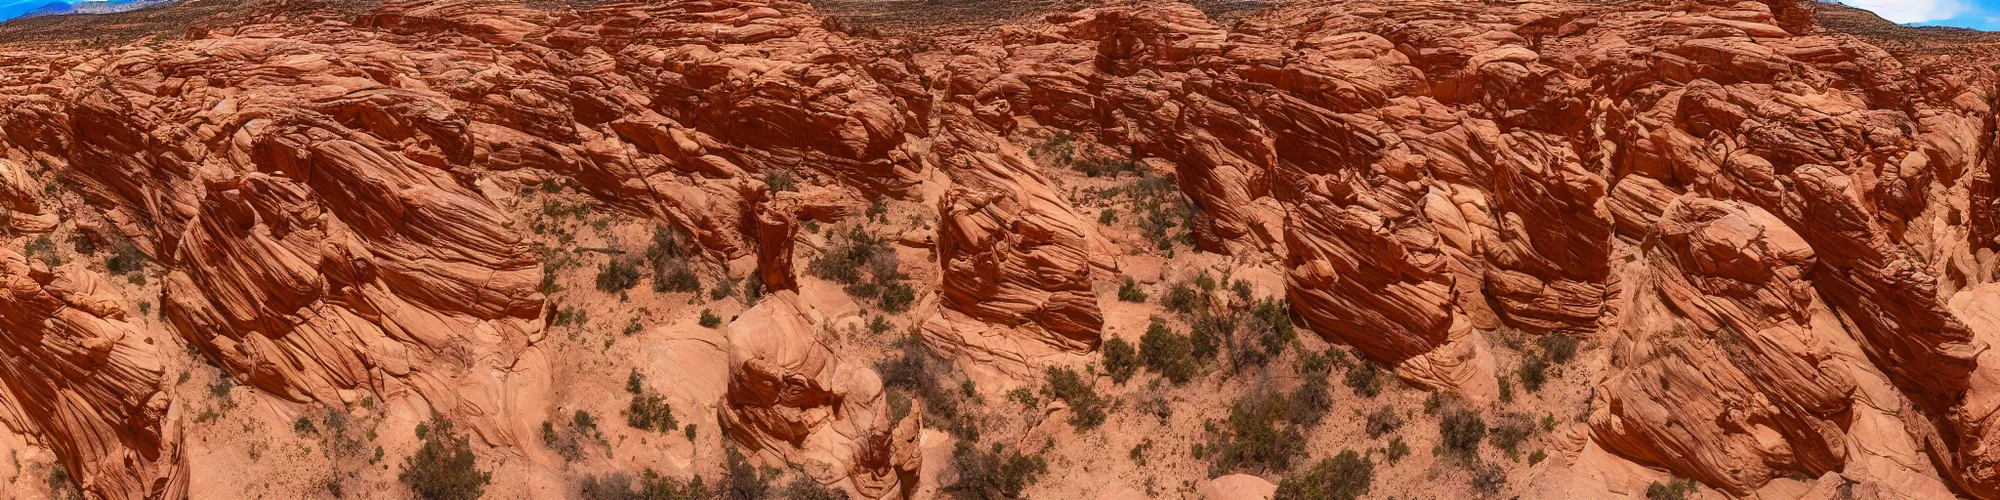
[1275,450,1373,500]
[399,416,491,500]
[944,442,1046,500]
[1102,338,1140,384]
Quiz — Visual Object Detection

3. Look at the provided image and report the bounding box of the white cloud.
[1844,0,1975,24]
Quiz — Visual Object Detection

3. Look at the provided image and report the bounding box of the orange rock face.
[0,251,183,500]
[15,0,2000,497]
[719,291,919,499]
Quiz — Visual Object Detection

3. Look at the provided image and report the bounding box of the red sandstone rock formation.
[0,251,184,500]
[719,291,920,500]
[15,0,2000,497]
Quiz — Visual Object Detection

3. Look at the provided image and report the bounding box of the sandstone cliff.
[8,0,2000,498]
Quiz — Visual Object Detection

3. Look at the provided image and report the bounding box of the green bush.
[596,257,643,292]
[1385,437,1410,464]
[809,226,883,286]
[1539,334,1580,364]
[1117,276,1147,302]
[105,240,146,275]
[1438,404,1487,464]
[1364,406,1401,438]
[699,309,721,328]
[1162,282,1200,313]
[944,442,1047,500]
[722,447,773,500]
[880,283,916,313]
[653,263,701,293]
[1099,209,1118,225]
[1519,354,1549,393]
[1489,412,1537,459]
[1471,460,1507,494]
[1646,477,1699,500]
[878,336,978,440]
[1246,298,1295,359]
[764,169,798,194]
[1207,389,1307,475]
[24,235,61,266]
[1343,362,1383,398]
[579,469,712,500]
[624,371,678,433]
[1102,337,1139,384]
[645,225,701,293]
[400,417,491,500]
[1043,366,1106,430]
[1287,377,1331,428]
[1275,450,1373,500]
[47,464,82,500]
[780,475,843,500]
[1140,318,1198,385]
[543,421,583,462]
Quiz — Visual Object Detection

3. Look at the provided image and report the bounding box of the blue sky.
[0,0,67,21]
[1845,0,2000,30]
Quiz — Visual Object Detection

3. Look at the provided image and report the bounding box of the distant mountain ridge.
[17,0,173,19]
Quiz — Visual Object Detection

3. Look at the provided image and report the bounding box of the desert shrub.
[1162,282,1201,313]
[1101,337,1140,384]
[1646,477,1699,500]
[294,415,318,435]
[1042,366,1106,430]
[105,240,146,275]
[809,226,881,286]
[596,257,643,292]
[400,417,491,500]
[722,447,773,500]
[1519,354,1549,393]
[1207,389,1307,475]
[781,475,845,500]
[543,421,583,462]
[624,370,677,433]
[1099,209,1117,225]
[878,335,978,440]
[1343,362,1384,398]
[1130,174,1193,250]
[764,169,798,193]
[868,315,892,335]
[698,309,721,328]
[1471,460,1507,494]
[47,464,82,500]
[579,470,712,500]
[944,442,1047,500]
[1539,334,1580,364]
[1077,158,1139,178]
[879,282,916,313]
[1498,375,1515,404]
[1385,437,1411,464]
[645,225,702,293]
[1287,377,1332,428]
[653,263,701,293]
[1364,406,1402,438]
[1529,449,1548,465]
[1117,276,1147,302]
[1437,404,1487,464]
[1245,298,1295,359]
[1274,450,1373,500]
[1295,349,1337,377]
[1140,317,1198,385]
[1488,412,1537,459]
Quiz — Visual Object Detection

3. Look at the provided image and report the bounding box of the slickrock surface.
[8,0,2000,498]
